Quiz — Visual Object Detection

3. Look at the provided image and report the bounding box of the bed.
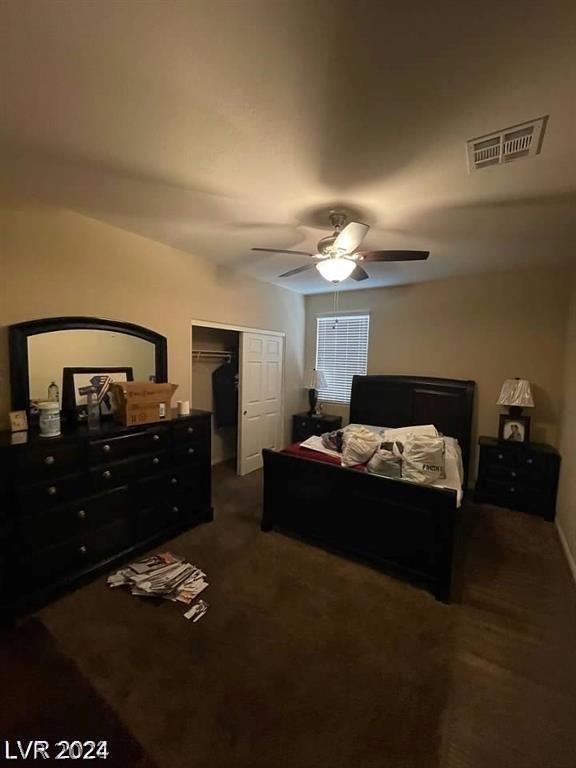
[261,375,475,602]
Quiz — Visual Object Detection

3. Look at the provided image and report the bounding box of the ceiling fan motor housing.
[317,211,352,256]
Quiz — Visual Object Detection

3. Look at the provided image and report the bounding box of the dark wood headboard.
[349,375,475,482]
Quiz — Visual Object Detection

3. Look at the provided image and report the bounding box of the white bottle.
[48,381,59,403]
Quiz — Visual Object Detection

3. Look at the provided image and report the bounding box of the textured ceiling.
[1,0,575,293]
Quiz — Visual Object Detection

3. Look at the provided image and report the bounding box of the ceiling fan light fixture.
[316,257,355,283]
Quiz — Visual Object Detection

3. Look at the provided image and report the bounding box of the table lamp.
[305,369,327,416]
[497,378,534,418]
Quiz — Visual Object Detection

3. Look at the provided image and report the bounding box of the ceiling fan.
[252,211,429,283]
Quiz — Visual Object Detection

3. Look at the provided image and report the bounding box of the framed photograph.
[498,415,530,444]
[62,366,133,419]
[10,410,28,433]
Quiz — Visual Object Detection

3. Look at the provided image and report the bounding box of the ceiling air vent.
[467,116,548,172]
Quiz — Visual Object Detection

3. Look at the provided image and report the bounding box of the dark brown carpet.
[0,618,158,768]
[4,462,576,768]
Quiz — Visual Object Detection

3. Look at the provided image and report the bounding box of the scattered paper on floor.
[107,552,209,620]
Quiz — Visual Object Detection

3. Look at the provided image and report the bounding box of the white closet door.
[238,332,284,475]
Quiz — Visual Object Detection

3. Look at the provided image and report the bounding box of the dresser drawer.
[483,478,526,503]
[90,451,169,492]
[484,446,518,468]
[485,464,527,483]
[15,441,80,476]
[17,472,86,514]
[173,418,210,444]
[88,426,170,464]
[136,492,205,540]
[21,518,132,585]
[135,471,180,508]
[173,441,210,464]
[135,466,209,509]
[18,487,130,551]
[137,501,183,540]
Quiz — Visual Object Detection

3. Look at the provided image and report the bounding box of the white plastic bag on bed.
[367,442,403,479]
[341,426,381,467]
[402,434,446,484]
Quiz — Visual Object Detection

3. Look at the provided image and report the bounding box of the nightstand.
[474,436,560,521]
[292,412,343,443]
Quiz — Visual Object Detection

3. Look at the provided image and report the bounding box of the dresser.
[474,436,560,521]
[0,410,212,611]
[292,412,343,443]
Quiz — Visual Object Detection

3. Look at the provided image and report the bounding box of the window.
[315,314,370,404]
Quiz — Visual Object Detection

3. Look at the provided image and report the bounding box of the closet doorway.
[191,322,285,476]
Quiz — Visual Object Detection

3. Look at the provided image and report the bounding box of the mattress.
[295,429,464,507]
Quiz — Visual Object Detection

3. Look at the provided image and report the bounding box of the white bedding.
[299,428,464,507]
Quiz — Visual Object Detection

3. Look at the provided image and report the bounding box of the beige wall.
[0,205,306,439]
[557,267,576,581]
[305,267,571,481]
[191,326,239,466]
[27,328,156,401]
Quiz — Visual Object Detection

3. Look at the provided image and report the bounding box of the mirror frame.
[9,316,168,411]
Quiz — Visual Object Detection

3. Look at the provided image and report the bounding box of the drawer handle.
[152,434,160,441]
[44,455,55,465]
[510,486,516,493]
[77,509,87,520]
[102,470,112,480]
[187,447,195,455]
[79,545,87,555]
[152,457,160,465]
[171,477,178,485]
[187,426,195,434]
[511,471,517,478]
[172,506,180,514]
[526,458,533,465]
[47,485,57,496]
[497,453,504,460]
[102,444,111,453]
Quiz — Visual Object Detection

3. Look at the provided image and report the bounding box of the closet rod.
[192,349,236,363]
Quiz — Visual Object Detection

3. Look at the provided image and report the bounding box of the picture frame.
[62,366,133,420]
[10,410,28,433]
[498,414,530,444]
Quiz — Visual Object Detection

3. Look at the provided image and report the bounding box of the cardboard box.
[111,382,178,427]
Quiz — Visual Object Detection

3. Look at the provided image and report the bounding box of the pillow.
[345,423,386,438]
[381,424,438,443]
[402,434,446,484]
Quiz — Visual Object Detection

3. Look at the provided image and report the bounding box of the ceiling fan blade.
[350,265,370,281]
[357,250,430,262]
[332,221,369,254]
[252,247,314,257]
[277,264,315,278]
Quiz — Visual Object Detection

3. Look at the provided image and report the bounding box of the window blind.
[315,314,370,404]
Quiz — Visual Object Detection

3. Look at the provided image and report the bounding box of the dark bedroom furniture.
[263,375,475,602]
[474,436,560,521]
[0,411,212,612]
[292,412,343,443]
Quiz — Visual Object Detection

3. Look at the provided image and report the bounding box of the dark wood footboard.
[262,449,459,602]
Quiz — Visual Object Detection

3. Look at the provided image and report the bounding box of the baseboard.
[556,521,576,585]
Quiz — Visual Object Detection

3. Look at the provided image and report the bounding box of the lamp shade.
[305,369,327,390]
[497,378,534,408]
[316,258,355,282]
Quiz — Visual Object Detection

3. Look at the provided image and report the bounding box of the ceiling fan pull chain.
[333,288,340,313]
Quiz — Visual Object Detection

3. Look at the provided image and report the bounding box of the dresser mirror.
[9,317,168,415]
